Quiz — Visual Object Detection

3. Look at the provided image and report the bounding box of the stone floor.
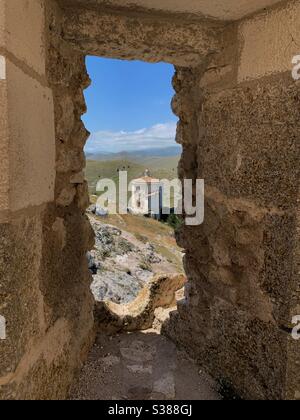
[69,330,221,400]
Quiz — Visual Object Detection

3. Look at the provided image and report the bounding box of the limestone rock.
[94,273,187,333]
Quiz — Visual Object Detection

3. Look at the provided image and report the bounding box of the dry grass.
[98,213,184,271]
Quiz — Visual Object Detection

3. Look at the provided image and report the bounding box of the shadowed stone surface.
[69,331,220,400]
[59,2,223,67]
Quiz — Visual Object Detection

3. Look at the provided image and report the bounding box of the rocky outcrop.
[88,214,181,304]
[95,274,186,333]
[91,272,146,305]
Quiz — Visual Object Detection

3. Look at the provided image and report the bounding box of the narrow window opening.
[71,52,218,404]
[83,57,186,313]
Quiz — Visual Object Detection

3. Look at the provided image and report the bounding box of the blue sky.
[83,56,178,154]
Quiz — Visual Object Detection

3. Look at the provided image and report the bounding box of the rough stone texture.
[0,0,46,76]
[58,0,283,21]
[69,331,220,401]
[0,208,94,400]
[0,0,56,214]
[59,2,223,67]
[0,78,9,212]
[7,59,55,211]
[0,0,95,400]
[0,58,56,213]
[95,274,186,333]
[238,1,300,82]
[1,0,300,401]
[163,3,300,400]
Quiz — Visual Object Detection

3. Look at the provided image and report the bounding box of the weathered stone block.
[171,38,300,398]
[199,79,300,210]
[0,79,9,212]
[0,205,95,399]
[0,215,44,378]
[61,5,221,67]
[238,1,300,82]
[0,0,46,76]
[7,59,55,211]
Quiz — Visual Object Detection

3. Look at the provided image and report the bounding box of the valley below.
[85,154,180,195]
[85,152,184,304]
[87,210,184,304]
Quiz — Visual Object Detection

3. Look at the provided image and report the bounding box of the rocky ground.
[69,330,220,401]
[69,212,220,401]
[88,212,183,304]
[70,211,219,401]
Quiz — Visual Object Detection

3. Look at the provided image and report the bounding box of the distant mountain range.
[85,146,182,161]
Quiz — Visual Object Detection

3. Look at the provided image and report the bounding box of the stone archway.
[0,0,299,400]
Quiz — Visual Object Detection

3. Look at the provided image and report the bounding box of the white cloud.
[85,122,177,154]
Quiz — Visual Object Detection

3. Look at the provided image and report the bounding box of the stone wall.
[0,0,299,401]
[60,1,222,66]
[164,0,300,400]
[0,0,94,399]
[56,0,300,400]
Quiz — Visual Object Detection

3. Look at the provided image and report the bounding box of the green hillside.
[139,156,180,178]
[85,156,180,195]
[85,159,145,194]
